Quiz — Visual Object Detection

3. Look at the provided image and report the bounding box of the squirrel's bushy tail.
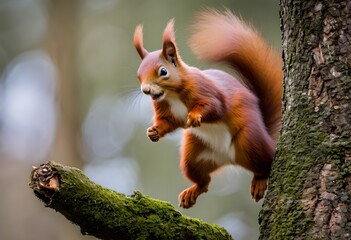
[190,9,282,141]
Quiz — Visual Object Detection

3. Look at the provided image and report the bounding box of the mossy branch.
[29,161,232,240]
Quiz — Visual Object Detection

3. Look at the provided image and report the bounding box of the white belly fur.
[166,94,188,121]
[165,95,235,165]
[189,123,235,165]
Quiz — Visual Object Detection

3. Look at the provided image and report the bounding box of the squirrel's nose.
[141,84,151,95]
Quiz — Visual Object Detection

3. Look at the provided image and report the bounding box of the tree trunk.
[259,0,351,239]
[30,161,232,240]
[44,0,82,167]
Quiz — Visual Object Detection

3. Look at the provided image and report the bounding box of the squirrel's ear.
[134,24,148,59]
[162,19,179,66]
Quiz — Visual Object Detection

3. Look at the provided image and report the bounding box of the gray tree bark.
[259,1,351,239]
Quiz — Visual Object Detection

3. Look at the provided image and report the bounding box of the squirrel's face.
[137,50,181,101]
[134,20,182,102]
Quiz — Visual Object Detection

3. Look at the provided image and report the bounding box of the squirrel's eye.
[158,66,169,78]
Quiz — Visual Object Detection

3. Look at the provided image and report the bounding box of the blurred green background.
[0,0,280,239]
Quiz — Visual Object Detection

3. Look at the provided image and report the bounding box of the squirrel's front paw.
[186,112,202,128]
[147,126,160,142]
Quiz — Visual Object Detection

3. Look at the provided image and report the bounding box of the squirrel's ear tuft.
[162,19,179,66]
[163,19,176,44]
[134,24,149,59]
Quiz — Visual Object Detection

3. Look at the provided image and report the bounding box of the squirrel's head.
[134,19,183,101]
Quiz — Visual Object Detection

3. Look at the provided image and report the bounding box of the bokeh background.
[0,0,280,239]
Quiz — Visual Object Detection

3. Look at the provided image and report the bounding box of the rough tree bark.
[259,0,351,239]
[29,161,232,240]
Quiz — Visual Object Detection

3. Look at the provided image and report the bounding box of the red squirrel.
[133,9,282,208]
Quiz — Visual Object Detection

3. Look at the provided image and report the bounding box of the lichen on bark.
[259,1,351,239]
[29,161,233,240]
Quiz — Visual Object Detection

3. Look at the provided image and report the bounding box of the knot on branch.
[29,161,60,204]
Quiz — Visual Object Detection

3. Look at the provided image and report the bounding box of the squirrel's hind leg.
[179,132,220,208]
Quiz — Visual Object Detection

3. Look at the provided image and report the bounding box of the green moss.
[260,99,331,238]
[260,93,351,239]
[31,162,232,240]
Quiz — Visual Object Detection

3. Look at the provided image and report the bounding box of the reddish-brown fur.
[134,9,282,208]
